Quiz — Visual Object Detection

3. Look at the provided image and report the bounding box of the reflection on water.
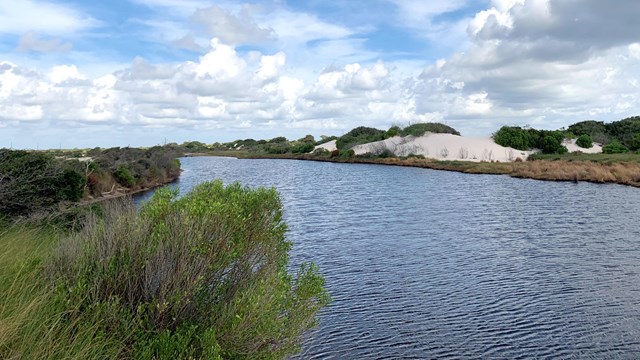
[137,156,640,358]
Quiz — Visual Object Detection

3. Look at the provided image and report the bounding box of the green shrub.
[493,127,566,154]
[385,126,401,138]
[339,149,355,158]
[576,134,593,149]
[268,136,288,144]
[567,120,607,138]
[49,181,329,359]
[113,165,135,187]
[399,123,460,137]
[265,143,291,154]
[631,133,640,151]
[605,116,640,147]
[56,169,86,202]
[291,143,315,154]
[335,127,386,150]
[602,140,629,154]
[312,148,330,157]
[0,150,86,217]
[493,126,535,150]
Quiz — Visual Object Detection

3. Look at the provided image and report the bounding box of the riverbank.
[194,151,640,188]
[80,172,181,205]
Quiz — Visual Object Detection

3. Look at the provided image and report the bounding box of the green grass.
[0,226,124,359]
[528,152,640,163]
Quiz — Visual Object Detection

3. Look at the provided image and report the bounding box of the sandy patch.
[563,139,603,154]
[351,133,533,162]
[313,139,337,152]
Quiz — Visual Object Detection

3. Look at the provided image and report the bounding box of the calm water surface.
[138,156,640,359]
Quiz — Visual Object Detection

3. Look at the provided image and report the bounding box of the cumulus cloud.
[411,0,640,134]
[192,5,274,45]
[3,0,640,146]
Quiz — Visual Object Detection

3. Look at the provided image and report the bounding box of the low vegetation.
[0,146,181,220]
[576,134,593,149]
[567,116,640,149]
[1,181,329,359]
[492,126,568,154]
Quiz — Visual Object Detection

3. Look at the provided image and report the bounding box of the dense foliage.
[602,140,629,154]
[566,120,609,144]
[335,126,387,150]
[567,117,640,149]
[85,146,181,196]
[493,126,568,154]
[0,150,85,217]
[334,123,460,150]
[46,181,329,358]
[0,146,181,219]
[576,134,593,149]
[399,123,461,137]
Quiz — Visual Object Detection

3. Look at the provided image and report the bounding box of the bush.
[339,149,355,158]
[493,126,566,154]
[291,143,315,154]
[385,126,401,138]
[493,126,536,150]
[576,134,593,149]
[335,127,386,150]
[265,143,291,154]
[312,148,330,157]
[49,181,329,359]
[631,133,640,151]
[268,136,288,144]
[567,120,607,138]
[113,165,136,187]
[399,123,460,137]
[0,150,86,217]
[602,140,629,154]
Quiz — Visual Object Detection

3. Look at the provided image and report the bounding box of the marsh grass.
[0,226,123,359]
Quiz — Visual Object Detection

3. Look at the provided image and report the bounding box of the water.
[137,156,640,358]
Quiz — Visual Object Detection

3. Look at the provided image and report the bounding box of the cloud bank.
[1,0,640,147]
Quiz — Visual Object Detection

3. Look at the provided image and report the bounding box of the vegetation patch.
[1,181,329,359]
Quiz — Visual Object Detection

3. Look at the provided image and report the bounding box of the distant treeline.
[0,146,180,219]
[176,122,460,156]
[493,116,640,155]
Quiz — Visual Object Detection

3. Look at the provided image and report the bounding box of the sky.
[1,0,640,149]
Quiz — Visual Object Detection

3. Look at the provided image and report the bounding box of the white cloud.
[3,0,640,146]
[0,1,98,35]
[192,5,274,45]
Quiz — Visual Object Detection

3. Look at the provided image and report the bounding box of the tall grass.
[0,226,123,359]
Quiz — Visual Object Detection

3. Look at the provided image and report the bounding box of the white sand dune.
[313,139,337,152]
[352,133,533,162]
[563,139,603,154]
[313,133,602,162]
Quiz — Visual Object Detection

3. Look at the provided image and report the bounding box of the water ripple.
[137,157,640,359]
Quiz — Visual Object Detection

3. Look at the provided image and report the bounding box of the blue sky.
[1,0,640,148]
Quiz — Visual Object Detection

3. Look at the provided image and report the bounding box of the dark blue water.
[137,156,640,359]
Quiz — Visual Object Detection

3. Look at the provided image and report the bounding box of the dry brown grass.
[247,153,640,188]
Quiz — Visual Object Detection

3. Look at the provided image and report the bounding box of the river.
[136,156,640,358]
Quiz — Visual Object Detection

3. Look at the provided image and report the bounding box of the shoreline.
[190,151,640,188]
[79,173,181,205]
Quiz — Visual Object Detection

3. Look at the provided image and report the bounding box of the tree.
[576,134,593,149]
